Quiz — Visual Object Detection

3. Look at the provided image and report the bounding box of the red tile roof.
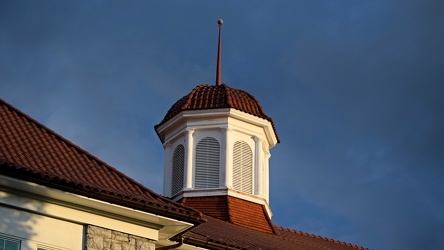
[181,196,230,221]
[155,84,280,142]
[0,99,204,224]
[181,196,368,249]
[0,98,367,249]
[183,215,369,250]
[181,196,275,234]
[227,196,275,234]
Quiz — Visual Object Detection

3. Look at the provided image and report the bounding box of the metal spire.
[216,19,223,86]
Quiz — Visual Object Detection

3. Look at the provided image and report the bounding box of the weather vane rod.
[216,19,223,86]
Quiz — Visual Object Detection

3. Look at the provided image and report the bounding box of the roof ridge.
[0,99,203,218]
[236,87,270,120]
[0,100,140,187]
[0,99,124,177]
[222,83,233,108]
[261,203,277,234]
[274,225,368,250]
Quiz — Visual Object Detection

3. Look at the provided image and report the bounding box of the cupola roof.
[155,83,280,142]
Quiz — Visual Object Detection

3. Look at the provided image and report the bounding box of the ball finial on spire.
[218,19,223,25]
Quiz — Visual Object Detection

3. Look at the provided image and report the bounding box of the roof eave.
[155,108,279,147]
[0,160,205,226]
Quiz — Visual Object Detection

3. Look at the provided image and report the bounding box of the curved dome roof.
[155,84,279,142]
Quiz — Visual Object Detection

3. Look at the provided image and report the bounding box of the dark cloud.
[1,1,443,249]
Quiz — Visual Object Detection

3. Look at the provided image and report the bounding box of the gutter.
[156,237,184,250]
[0,162,207,226]
[178,236,241,250]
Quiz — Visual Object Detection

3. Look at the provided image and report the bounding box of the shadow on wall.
[0,190,45,250]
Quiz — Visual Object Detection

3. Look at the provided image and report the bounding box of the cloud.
[1,1,443,249]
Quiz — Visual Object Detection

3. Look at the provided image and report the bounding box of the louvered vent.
[195,137,220,189]
[233,141,253,194]
[171,144,185,196]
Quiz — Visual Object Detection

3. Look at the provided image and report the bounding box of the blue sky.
[1,1,443,249]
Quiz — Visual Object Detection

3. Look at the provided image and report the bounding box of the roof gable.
[0,99,203,224]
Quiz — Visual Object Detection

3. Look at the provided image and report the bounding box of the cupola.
[154,20,279,225]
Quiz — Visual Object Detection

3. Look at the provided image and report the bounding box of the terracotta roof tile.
[183,215,368,250]
[181,196,230,221]
[181,196,367,249]
[0,98,368,249]
[155,84,280,142]
[181,196,275,234]
[0,99,204,224]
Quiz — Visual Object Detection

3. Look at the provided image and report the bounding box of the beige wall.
[0,205,83,250]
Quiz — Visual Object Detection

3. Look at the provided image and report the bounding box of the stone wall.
[85,225,156,250]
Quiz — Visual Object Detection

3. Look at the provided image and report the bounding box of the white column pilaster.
[184,129,195,190]
[163,142,172,197]
[222,127,233,189]
[264,150,271,203]
[253,136,264,196]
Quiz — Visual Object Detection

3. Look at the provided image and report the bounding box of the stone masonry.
[85,225,156,250]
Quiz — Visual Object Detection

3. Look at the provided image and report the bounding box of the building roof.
[182,215,368,250]
[181,196,275,234]
[0,99,204,225]
[180,196,368,250]
[0,98,367,250]
[155,84,280,142]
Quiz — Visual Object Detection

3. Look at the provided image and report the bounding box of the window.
[233,141,253,194]
[171,144,185,196]
[37,246,60,250]
[0,237,20,250]
[195,137,220,189]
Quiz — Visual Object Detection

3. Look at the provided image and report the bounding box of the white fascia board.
[156,109,231,139]
[157,109,278,147]
[228,109,278,147]
[176,244,208,250]
[0,175,194,241]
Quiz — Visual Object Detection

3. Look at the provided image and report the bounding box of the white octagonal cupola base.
[155,108,277,216]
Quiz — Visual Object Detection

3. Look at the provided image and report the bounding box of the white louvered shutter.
[171,145,185,196]
[233,141,253,194]
[195,137,220,189]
